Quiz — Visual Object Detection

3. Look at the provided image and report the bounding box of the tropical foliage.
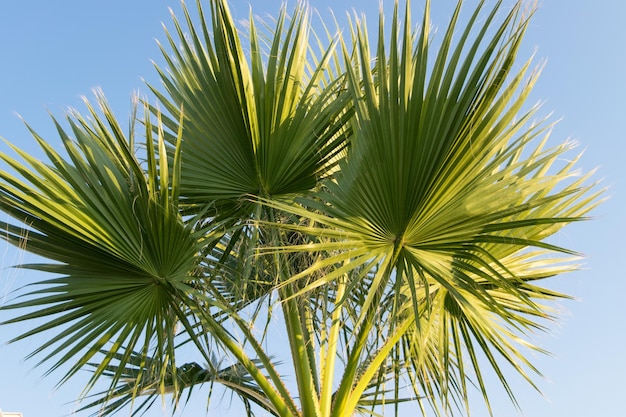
[0,0,601,416]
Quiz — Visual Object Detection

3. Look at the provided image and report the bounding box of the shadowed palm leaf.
[151,0,352,214]
[79,351,275,417]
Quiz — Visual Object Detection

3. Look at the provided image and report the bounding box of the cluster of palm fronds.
[0,0,601,416]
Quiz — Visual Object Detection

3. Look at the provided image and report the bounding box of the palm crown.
[0,1,601,416]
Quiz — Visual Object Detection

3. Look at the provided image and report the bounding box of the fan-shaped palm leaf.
[151,0,352,215]
[0,92,201,403]
[262,1,601,415]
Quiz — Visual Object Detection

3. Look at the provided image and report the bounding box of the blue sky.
[0,1,624,416]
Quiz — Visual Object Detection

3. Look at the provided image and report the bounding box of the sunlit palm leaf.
[0,92,201,406]
[263,0,601,415]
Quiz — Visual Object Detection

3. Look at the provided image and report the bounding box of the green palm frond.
[0,92,201,403]
[262,0,601,414]
[151,0,352,217]
[79,351,276,417]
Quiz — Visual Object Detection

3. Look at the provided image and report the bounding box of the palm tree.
[0,0,601,416]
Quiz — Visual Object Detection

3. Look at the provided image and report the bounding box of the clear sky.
[0,1,624,416]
